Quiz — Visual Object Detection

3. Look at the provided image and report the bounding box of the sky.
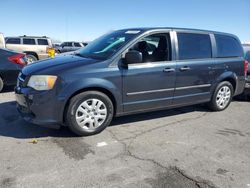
[0,0,249,42]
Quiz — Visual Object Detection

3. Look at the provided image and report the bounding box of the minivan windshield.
[77,30,141,60]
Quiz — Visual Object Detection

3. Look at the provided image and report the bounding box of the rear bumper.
[15,87,65,129]
[234,76,246,96]
[244,75,250,95]
[245,75,250,88]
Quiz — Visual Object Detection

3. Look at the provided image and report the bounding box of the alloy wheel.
[216,86,231,109]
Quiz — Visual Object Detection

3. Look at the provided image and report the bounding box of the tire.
[208,81,234,111]
[26,54,38,64]
[0,77,3,92]
[66,91,114,136]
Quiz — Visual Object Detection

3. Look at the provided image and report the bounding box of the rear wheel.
[208,81,234,111]
[66,91,114,136]
[26,54,37,64]
[0,77,3,92]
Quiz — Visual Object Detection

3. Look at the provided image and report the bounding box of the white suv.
[5,36,53,63]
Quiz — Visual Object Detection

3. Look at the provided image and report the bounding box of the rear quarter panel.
[211,57,245,96]
[211,33,245,96]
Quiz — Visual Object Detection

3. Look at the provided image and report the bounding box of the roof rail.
[20,35,48,38]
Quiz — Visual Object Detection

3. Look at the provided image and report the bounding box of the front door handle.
[163,68,175,73]
[179,66,190,71]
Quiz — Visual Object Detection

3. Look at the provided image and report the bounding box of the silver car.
[56,41,86,53]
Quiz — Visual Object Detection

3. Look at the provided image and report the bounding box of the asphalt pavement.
[0,89,250,188]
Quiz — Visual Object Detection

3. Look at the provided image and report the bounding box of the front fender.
[57,77,123,116]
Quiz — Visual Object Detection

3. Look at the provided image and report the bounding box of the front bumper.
[15,86,65,129]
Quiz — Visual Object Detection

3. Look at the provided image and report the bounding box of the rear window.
[23,38,36,45]
[177,33,212,60]
[37,39,48,45]
[215,34,243,58]
[6,38,20,44]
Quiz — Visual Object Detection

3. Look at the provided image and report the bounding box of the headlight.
[27,75,57,91]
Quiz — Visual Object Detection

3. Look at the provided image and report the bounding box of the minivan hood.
[22,54,100,75]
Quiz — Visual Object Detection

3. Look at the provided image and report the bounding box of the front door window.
[129,33,171,63]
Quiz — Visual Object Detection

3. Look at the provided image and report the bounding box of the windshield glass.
[78,30,141,60]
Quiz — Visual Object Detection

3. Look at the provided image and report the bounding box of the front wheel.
[66,91,114,136]
[208,81,234,111]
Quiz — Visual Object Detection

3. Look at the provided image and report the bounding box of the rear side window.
[37,39,48,45]
[66,42,73,47]
[6,38,20,44]
[215,34,243,58]
[23,38,36,45]
[74,43,81,47]
[177,33,212,60]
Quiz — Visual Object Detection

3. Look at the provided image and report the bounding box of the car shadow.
[0,101,211,139]
[111,105,209,126]
[233,95,250,102]
[0,101,75,139]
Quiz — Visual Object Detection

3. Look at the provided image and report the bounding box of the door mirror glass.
[125,50,142,64]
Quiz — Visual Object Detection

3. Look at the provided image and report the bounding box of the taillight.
[8,54,26,67]
[244,60,249,76]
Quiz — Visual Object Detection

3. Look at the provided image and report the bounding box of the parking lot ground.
[0,91,250,188]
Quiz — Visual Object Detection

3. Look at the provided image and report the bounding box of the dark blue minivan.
[15,28,248,136]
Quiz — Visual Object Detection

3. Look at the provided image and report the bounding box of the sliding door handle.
[180,66,190,71]
[163,68,175,73]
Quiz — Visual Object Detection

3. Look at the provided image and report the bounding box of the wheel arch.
[62,86,119,124]
[23,51,39,60]
[221,77,236,93]
[213,72,238,95]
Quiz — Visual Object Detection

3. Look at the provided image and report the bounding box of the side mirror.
[124,50,142,64]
